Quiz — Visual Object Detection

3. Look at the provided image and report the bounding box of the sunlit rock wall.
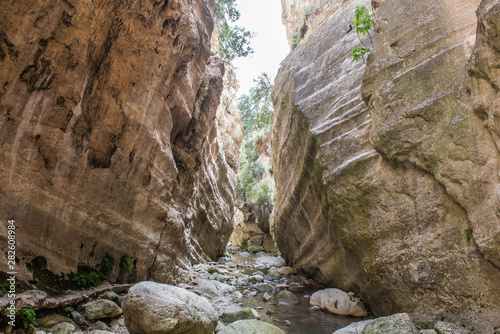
[273,0,500,330]
[0,0,238,287]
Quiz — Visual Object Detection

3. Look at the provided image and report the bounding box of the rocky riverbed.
[0,248,490,334]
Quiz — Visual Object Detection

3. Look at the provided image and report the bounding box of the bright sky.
[231,0,290,97]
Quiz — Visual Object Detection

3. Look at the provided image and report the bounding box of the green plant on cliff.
[464,228,473,242]
[291,6,315,50]
[349,5,375,63]
[214,0,253,63]
[70,271,102,288]
[121,256,133,274]
[19,307,37,328]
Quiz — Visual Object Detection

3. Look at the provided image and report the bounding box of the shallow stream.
[222,251,362,334]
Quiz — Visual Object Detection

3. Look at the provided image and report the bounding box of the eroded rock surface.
[0,0,238,285]
[273,0,500,330]
[122,281,218,334]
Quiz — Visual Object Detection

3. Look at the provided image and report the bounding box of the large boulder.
[218,320,285,334]
[310,289,367,317]
[363,313,419,334]
[122,281,218,334]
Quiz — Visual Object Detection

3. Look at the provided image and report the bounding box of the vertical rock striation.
[0,0,238,286]
[273,0,500,330]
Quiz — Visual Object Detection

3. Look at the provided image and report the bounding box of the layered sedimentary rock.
[0,0,238,287]
[273,0,500,330]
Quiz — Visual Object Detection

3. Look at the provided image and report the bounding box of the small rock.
[215,322,226,333]
[420,330,437,334]
[266,309,276,315]
[233,291,243,302]
[363,313,418,334]
[289,283,304,293]
[37,314,74,328]
[221,308,260,323]
[254,283,274,292]
[218,319,285,334]
[332,319,375,333]
[434,321,471,334]
[309,306,321,311]
[100,291,119,302]
[277,290,298,305]
[88,331,114,334]
[35,332,47,334]
[265,269,282,280]
[275,284,289,290]
[89,321,109,331]
[263,293,272,302]
[81,299,122,320]
[247,246,264,253]
[277,267,295,276]
[70,311,86,325]
[284,320,291,326]
[248,275,264,284]
[48,322,76,334]
[108,317,125,328]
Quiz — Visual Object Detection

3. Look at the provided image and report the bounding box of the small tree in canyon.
[236,73,274,204]
[349,5,375,63]
[214,0,253,63]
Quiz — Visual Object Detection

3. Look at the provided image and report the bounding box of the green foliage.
[216,24,253,62]
[464,228,473,242]
[349,5,375,63]
[240,242,249,249]
[236,73,274,205]
[70,271,102,288]
[65,307,74,313]
[102,253,116,269]
[238,73,274,132]
[273,247,279,257]
[250,184,271,204]
[353,5,373,35]
[214,0,253,63]
[236,160,265,201]
[290,6,315,50]
[121,256,133,274]
[19,307,37,328]
[215,0,240,23]
[291,27,301,50]
[0,282,23,294]
[303,5,315,17]
[350,47,371,62]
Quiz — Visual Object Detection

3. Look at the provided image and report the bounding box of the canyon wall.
[0,0,239,288]
[273,0,500,330]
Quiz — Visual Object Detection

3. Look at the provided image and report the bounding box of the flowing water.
[222,251,362,334]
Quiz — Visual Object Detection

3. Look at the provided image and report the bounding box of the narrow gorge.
[0,0,499,333]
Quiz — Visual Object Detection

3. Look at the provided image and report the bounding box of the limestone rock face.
[273,0,500,330]
[0,0,239,285]
[216,68,243,171]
